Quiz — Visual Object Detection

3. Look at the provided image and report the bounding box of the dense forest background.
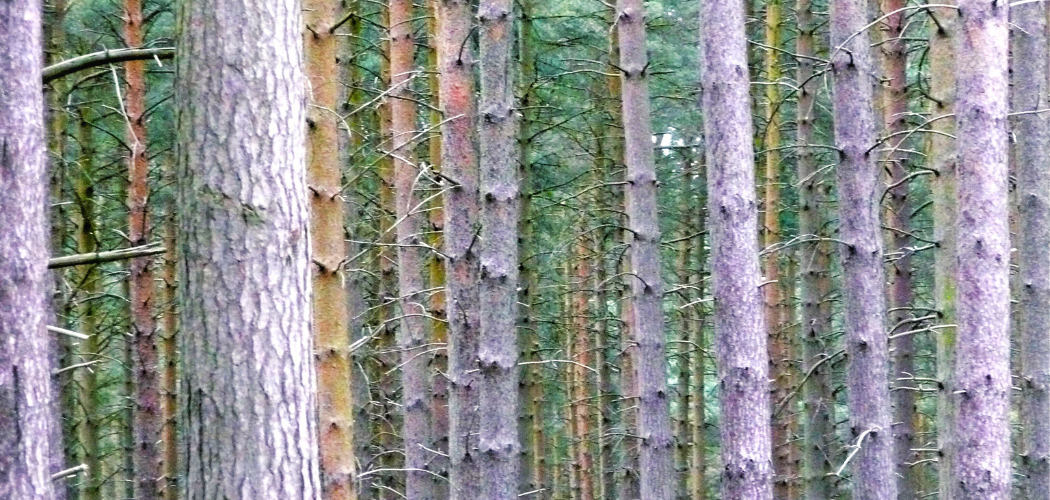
[0,0,1037,499]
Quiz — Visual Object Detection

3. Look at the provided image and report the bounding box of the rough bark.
[175,0,323,496]
[1013,4,1050,498]
[305,0,357,495]
[927,4,957,499]
[435,1,481,498]
[829,1,896,498]
[951,2,1011,499]
[796,1,834,497]
[161,159,179,500]
[0,0,57,495]
[700,2,774,499]
[478,1,521,498]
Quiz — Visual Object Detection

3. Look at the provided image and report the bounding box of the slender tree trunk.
[951,2,1011,499]
[478,1,521,497]
[760,3,795,496]
[689,161,706,500]
[570,240,594,500]
[74,109,102,500]
[123,0,162,496]
[876,2,916,498]
[615,2,674,498]
[829,1,897,498]
[796,1,833,497]
[700,2,774,500]
[175,0,322,496]
[160,159,179,500]
[674,159,693,500]
[435,1,481,499]
[1013,4,1050,498]
[927,4,957,499]
[0,0,57,495]
[389,1,435,497]
[305,0,357,495]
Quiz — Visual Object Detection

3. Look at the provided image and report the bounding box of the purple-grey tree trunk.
[952,2,1011,499]
[1013,3,1050,498]
[175,0,323,497]
[0,0,58,498]
[829,1,896,499]
[435,1,482,498]
[700,2,774,500]
[478,0,520,499]
[615,1,674,499]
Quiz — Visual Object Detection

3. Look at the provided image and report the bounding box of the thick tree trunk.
[829,1,896,498]
[435,1,481,499]
[123,0,163,497]
[0,0,57,496]
[1012,4,1050,498]
[478,1,520,498]
[700,2,774,500]
[389,1,435,498]
[927,5,957,499]
[305,0,357,496]
[615,2,674,499]
[175,0,322,496]
[951,2,1011,499]
[796,1,833,498]
[876,2,916,498]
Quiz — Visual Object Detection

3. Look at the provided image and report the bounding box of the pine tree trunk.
[478,1,521,497]
[0,0,57,495]
[615,2,674,498]
[829,1,896,498]
[700,2,774,499]
[876,2,916,498]
[951,2,1011,499]
[435,1,481,499]
[123,0,163,496]
[796,0,833,497]
[1013,4,1050,497]
[926,5,957,499]
[161,160,179,500]
[175,0,322,496]
[570,240,594,500]
[305,0,357,495]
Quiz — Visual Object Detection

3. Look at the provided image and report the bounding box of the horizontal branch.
[43,47,175,84]
[48,244,166,269]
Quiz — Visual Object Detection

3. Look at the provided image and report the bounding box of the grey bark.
[796,0,833,498]
[829,1,896,499]
[616,1,674,499]
[478,1,520,499]
[699,2,774,500]
[951,2,1011,499]
[435,1,481,499]
[1012,3,1050,498]
[0,0,58,497]
[175,0,322,497]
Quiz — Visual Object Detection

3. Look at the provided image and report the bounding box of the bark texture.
[796,0,833,497]
[305,0,357,495]
[951,2,1011,499]
[123,0,163,496]
[1013,4,1050,498]
[161,160,179,500]
[0,0,57,497]
[435,1,481,498]
[478,1,520,498]
[829,1,896,498]
[175,0,322,496]
[616,1,674,499]
[700,2,774,500]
